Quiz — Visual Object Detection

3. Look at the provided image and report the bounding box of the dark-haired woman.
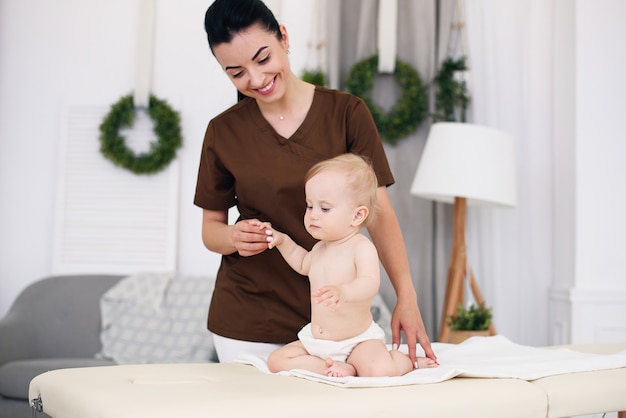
[194,0,436,367]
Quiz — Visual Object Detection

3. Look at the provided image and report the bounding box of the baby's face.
[303,170,359,241]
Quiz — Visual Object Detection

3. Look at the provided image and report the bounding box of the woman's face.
[212,24,290,103]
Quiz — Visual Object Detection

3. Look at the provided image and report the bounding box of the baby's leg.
[266,340,330,375]
[347,339,414,377]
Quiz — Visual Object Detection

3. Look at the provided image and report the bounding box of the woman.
[195,0,436,367]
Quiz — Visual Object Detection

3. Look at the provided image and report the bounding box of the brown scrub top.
[194,86,395,344]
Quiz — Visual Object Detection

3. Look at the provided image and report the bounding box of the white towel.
[237,335,626,388]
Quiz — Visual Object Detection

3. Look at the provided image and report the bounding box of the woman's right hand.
[202,210,269,256]
[231,219,272,256]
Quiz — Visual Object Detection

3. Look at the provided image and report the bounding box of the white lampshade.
[411,122,516,207]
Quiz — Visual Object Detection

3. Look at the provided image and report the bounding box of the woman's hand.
[391,298,437,366]
[232,219,273,256]
[201,210,271,257]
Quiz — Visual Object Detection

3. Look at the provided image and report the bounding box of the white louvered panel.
[52,104,178,274]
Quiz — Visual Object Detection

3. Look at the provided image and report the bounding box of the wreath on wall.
[345,55,427,145]
[99,94,182,175]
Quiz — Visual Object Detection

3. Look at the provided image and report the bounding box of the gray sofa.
[0,275,123,418]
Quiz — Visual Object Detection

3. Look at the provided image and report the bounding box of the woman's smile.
[257,76,277,95]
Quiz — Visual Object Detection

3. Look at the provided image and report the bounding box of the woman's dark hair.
[204,0,281,53]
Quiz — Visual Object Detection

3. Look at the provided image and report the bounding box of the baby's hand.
[313,286,342,311]
[257,222,282,249]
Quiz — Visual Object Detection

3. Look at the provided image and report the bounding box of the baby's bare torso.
[307,234,378,341]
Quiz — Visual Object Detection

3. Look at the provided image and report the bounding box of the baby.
[260,154,437,377]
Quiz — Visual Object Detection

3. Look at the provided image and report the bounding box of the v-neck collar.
[249,86,321,144]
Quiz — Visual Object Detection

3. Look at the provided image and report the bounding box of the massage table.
[29,339,626,418]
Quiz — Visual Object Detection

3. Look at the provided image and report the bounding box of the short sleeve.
[193,121,236,210]
[345,97,395,187]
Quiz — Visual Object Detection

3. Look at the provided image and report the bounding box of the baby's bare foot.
[415,356,438,369]
[324,358,356,377]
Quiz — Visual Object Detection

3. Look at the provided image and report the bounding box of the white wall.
[549,0,626,345]
[575,0,626,291]
[0,1,210,314]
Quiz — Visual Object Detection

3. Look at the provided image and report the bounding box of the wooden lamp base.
[438,197,497,343]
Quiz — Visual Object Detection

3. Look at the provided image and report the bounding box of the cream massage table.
[29,339,626,418]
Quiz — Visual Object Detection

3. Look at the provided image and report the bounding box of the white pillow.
[97,272,217,364]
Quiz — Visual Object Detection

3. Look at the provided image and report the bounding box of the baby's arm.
[260,223,311,276]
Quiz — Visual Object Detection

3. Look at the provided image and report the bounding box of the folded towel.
[237,335,626,387]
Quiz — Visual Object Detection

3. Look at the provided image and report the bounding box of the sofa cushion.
[97,273,217,364]
[0,358,114,400]
[0,275,123,362]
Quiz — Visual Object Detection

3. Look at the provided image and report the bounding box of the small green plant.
[301,69,326,87]
[447,302,492,331]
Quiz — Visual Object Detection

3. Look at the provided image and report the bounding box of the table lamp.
[411,122,516,342]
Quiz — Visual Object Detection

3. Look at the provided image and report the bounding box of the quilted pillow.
[97,272,217,364]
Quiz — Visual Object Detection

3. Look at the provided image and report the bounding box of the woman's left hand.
[391,298,437,367]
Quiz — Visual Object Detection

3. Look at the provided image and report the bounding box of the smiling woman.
[194,0,435,365]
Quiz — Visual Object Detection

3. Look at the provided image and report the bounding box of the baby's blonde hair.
[306,153,379,226]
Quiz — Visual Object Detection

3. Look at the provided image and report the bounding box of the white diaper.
[297,321,386,362]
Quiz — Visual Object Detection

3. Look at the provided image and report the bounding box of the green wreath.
[99,94,182,175]
[345,55,427,145]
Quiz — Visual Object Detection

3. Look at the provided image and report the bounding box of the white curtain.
[327,0,555,346]
[464,0,554,346]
